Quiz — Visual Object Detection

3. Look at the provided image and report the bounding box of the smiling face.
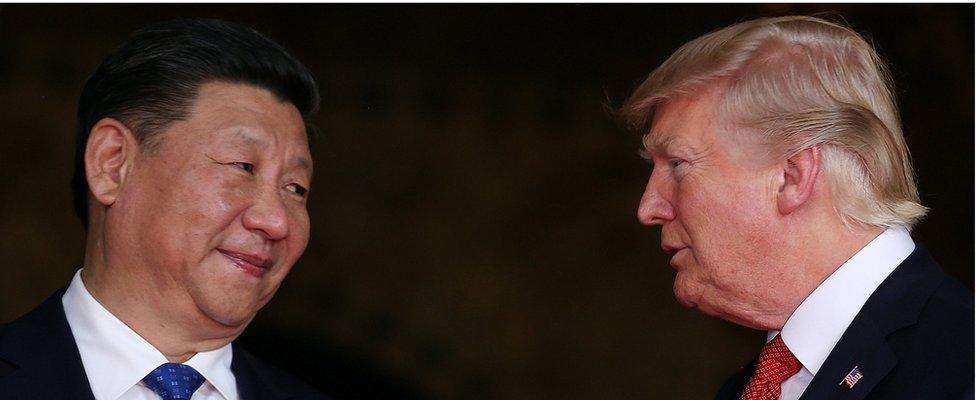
[107,81,312,330]
[636,88,788,328]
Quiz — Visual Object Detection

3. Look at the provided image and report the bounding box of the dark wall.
[0,4,971,399]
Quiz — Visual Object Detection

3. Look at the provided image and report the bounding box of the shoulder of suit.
[888,271,973,383]
[915,273,974,337]
[0,296,62,377]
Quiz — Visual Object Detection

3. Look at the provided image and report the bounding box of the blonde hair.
[622,15,927,230]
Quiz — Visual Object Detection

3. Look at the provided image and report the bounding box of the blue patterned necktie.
[142,363,206,399]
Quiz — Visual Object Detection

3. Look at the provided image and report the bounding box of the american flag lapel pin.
[839,366,864,389]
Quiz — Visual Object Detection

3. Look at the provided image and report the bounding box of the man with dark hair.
[0,19,328,399]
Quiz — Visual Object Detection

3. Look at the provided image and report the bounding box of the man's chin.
[205,307,257,331]
[190,292,262,331]
[673,284,728,321]
[672,285,698,309]
[672,276,702,309]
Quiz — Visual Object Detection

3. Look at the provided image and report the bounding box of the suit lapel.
[0,289,95,399]
[798,246,944,400]
[797,314,896,400]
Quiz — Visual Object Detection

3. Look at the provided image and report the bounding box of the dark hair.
[71,18,320,228]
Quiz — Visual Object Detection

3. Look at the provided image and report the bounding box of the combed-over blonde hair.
[621,15,927,230]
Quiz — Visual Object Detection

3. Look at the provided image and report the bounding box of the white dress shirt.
[767,227,915,400]
[61,269,240,400]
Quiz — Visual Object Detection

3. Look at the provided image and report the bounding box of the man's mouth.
[661,243,689,269]
[661,242,687,256]
[218,249,272,278]
[669,248,689,268]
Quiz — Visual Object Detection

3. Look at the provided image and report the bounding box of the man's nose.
[243,186,290,241]
[637,173,674,226]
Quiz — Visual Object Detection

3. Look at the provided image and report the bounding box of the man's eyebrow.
[230,130,313,174]
[231,129,269,146]
[293,156,313,174]
[642,132,678,155]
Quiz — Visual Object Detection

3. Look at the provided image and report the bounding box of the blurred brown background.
[0,4,971,400]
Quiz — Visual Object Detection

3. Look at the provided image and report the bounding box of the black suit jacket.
[0,289,328,399]
[715,245,974,400]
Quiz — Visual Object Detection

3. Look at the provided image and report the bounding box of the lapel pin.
[839,365,864,389]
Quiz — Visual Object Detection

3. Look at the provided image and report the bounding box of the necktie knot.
[739,335,802,400]
[142,363,206,399]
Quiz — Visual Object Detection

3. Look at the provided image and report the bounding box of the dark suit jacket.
[715,245,974,400]
[0,289,329,399]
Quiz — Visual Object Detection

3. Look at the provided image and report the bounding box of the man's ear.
[777,145,822,215]
[85,118,139,207]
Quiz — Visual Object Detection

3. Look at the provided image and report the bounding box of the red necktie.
[739,334,802,400]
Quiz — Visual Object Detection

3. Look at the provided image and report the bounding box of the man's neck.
[766,221,885,330]
[80,259,240,363]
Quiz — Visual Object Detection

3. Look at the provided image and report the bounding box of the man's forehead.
[642,99,728,156]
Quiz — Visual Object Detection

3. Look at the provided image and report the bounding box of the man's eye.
[669,159,685,169]
[286,183,308,197]
[232,162,254,173]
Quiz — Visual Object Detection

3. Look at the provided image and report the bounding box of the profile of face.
[636,88,786,328]
[104,82,312,329]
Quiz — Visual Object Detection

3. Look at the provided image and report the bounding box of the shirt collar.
[767,227,915,375]
[184,341,237,400]
[61,269,238,400]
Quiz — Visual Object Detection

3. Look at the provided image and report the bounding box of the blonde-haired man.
[624,16,972,400]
